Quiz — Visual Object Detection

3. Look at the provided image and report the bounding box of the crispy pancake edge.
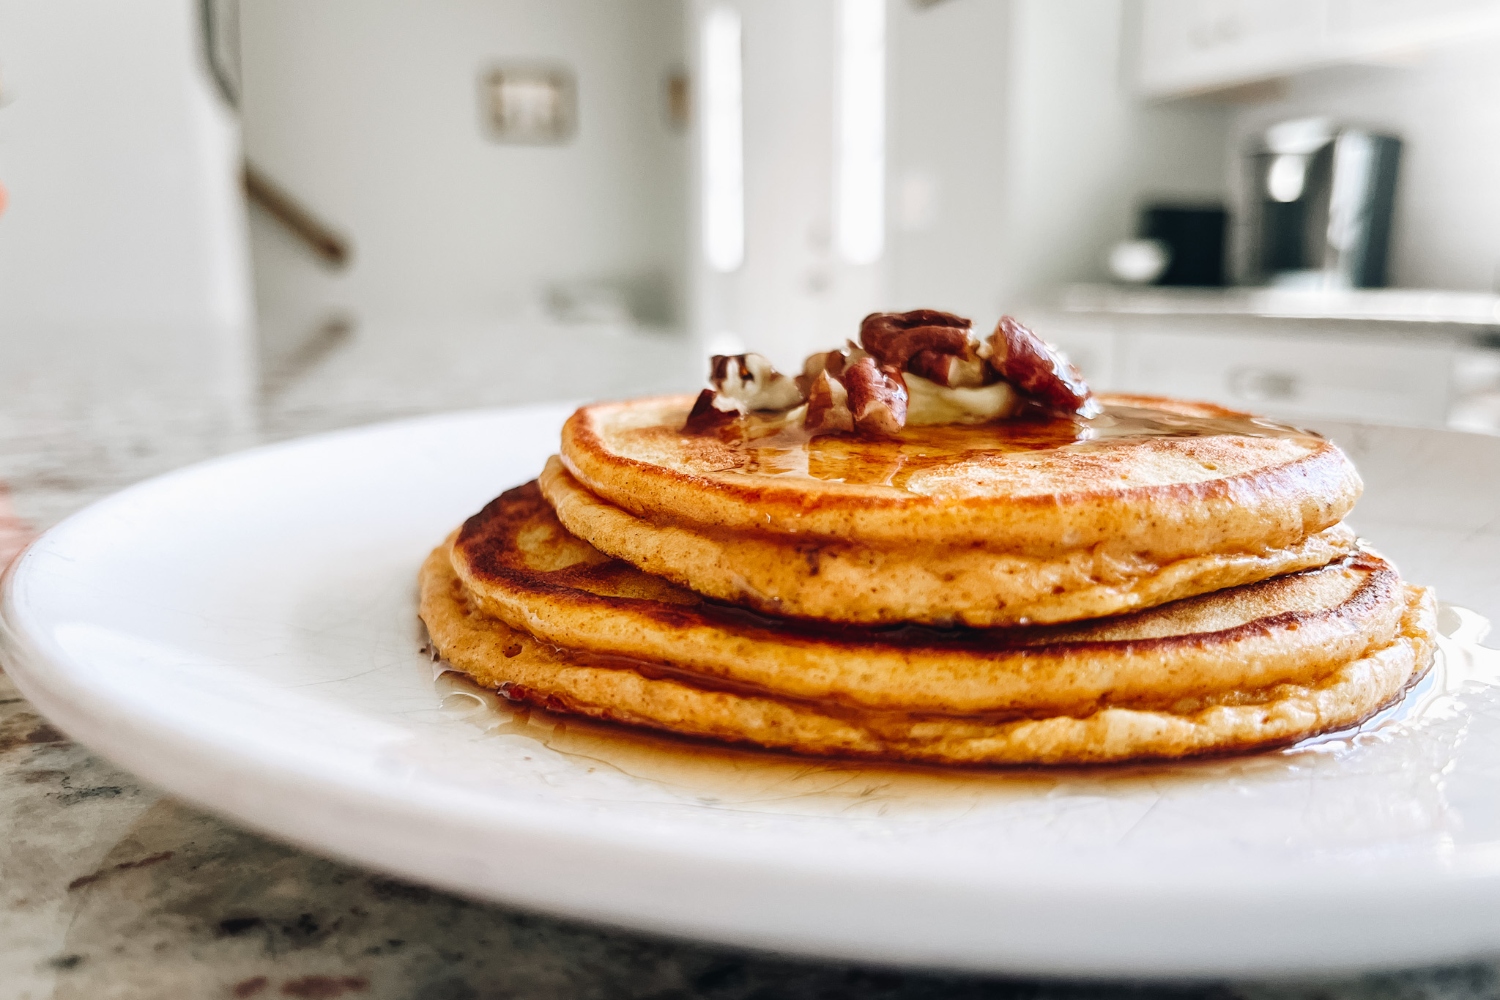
[540,456,1360,627]
[560,393,1363,554]
[451,484,1407,716]
[421,541,1437,766]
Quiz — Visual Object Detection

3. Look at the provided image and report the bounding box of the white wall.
[887,0,1011,322]
[732,0,841,368]
[691,0,887,373]
[240,0,689,360]
[1227,37,1500,292]
[0,0,252,337]
[887,0,1232,322]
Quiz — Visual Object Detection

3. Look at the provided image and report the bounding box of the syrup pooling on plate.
[1296,602,1500,750]
[705,402,1320,492]
[425,604,1500,818]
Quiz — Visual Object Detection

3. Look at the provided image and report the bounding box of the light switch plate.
[480,64,576,144]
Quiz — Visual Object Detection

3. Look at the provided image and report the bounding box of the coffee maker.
[1244,117,1401,289]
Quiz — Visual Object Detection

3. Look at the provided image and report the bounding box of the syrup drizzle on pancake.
[427,604,1497,797]
[708,402,1319,490]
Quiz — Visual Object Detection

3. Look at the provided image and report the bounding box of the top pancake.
[559,392,1361,558]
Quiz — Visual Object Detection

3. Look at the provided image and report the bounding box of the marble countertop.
[3,321,1498,998]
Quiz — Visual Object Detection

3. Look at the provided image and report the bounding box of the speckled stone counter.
[7,670,1500,1000]
[4,323,1499,999]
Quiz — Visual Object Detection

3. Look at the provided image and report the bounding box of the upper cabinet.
[1137,0,1500,98]
[1138,0,1328,98]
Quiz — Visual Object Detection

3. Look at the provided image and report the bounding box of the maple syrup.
[427,604,1500,817]
[714,402,1320,491]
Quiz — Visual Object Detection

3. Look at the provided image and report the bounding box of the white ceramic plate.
[6,405,1500,979]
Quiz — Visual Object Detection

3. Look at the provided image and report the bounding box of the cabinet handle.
[1228,367,1299,402]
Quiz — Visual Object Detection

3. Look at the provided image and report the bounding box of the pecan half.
[869,308,970,332]
[710,353,804,411]
[986,315,1097,415]
[803,370,854,434]
[859,311,972,371]
[682,388,744,434]
[842,357,909,436]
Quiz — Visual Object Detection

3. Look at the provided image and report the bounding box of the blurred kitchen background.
[5,0,1500,526]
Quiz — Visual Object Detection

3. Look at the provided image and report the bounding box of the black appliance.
[1140,205,1228,287]
[1245,118,1401,288]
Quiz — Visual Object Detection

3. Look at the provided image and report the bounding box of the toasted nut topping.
[906,347,989,388]
[860,310,972,371]
[803,370,854,434]
[682,388,745,434]
[842,357,909,436]
[864,308,970,337]
[797,344,876,398]
[801,347,851,383]
[710,353,804,411]
[686,309,1095,436]
[986,315,1098,416]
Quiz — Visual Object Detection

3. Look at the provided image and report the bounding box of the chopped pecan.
[907,346,989,388]
[803,370,854,434]
[842,357,908,435]
[799,347,850,391]
[986,315,1098,415]
[859,310,972,370]
[797,344,877,398]
[682,388,744,434]
[710,353,803,411]
[868,308,970,332]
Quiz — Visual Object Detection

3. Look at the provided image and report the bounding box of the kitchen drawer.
[1120,330,1453,426]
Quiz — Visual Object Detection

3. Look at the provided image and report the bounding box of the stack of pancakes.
[419,393,1436,765]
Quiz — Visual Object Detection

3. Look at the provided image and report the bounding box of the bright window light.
[702,6,744,273]
[836,0,885,265]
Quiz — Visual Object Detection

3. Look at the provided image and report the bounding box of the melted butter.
[712,402,1318,491]
[429,604,1500,816]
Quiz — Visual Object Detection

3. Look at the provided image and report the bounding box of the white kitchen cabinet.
[1328,0,1500,53]
[1122,326,1454,426]
[1048,287,1489,427]
[1138,0,1328,97]
[1029,313,1121,391]
[1138,0,1500,98]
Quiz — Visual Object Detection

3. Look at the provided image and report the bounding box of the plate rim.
[5,406,1500,977]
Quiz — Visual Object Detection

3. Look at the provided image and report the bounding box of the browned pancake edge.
[421,538,1437,766]
[450,481,1414,718]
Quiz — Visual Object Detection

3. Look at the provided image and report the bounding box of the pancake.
[419,482,1437,765]
[541,456,1358,627]
[551,393,1363,625]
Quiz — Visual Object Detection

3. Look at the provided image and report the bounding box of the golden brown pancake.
[551,393,1363,625]
[418,482,1436,765]
[541,456,1358,627]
